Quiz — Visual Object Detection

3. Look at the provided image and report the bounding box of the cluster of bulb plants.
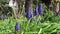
[0,0,60,34]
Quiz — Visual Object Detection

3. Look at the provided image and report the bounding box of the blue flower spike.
[27,7,32,19]
[15,22,20,30]
[38,2,43,15]
[15,22,20,34]
[34,6,39,16]
[2,14,6,20]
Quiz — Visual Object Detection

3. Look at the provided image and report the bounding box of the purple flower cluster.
[34,6,39,16]
[38,3,43,15]
[26,7,32,19]
[15,22,20,31]
[34,2,43,16]
[2,14,6,20]
[26,2,43,19]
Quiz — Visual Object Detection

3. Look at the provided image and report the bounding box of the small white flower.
[14,1,17,7]
[9,0,14,7]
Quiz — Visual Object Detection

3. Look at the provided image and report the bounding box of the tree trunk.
[56,2,59,13]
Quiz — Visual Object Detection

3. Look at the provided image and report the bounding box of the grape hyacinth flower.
[34,6,39,16]
[15,22,20,31]
[15,22,20,34]
[2,14,6,20]
[38,2,43,15]
[26,7,32,19]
